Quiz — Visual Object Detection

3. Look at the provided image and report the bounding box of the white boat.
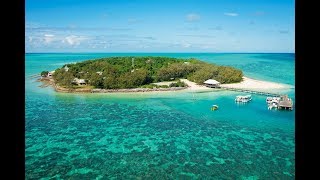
[235,95,252,103]
[266,97,273,103]
[267,95,293,110]
[268,102,278,110]
[266,96,280,105]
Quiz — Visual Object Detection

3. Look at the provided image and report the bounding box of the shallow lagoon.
[26,53,294,179]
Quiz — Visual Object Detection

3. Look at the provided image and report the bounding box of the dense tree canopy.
[50,56,243,89]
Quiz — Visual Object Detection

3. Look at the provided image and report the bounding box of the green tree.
[40,71,49,77]
[169,80,187,87]
[53,69,75,88]
[103,76,119,89]
[50,56,243,89]
[89,73,104,88]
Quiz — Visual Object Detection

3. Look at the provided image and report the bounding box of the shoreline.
[38,76,293,94]
[56,85,187,93]
[220,77,293,92]
[38,77,188,93]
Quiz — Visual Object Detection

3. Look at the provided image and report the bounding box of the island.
[39,56,244,93]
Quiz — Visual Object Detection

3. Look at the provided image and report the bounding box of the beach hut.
[204,79,221,88]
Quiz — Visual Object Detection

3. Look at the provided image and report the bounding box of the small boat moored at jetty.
[266,97,280,103]
[235,95,252,103]
[211,105,219,111]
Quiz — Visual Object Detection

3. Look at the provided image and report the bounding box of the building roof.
[78,79,86,83]
[204,79,220,85]
[278,95,293,107]
[72,78,86,84]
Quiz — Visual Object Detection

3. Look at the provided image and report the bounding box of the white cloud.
[64,35,89,45]
[186,13,200,22]
[224,12,239,17]
[43,34,55,43]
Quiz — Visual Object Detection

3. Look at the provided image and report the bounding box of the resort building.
[204,79,221,88]
[278,95,293,110]
[72,78,87,86]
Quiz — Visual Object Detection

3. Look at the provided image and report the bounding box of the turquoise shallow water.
[26,53,295,179]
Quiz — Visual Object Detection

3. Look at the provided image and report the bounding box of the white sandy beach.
[220,77,293,90]
[154,77,292,93]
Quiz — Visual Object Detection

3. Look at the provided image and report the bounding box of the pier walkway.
[219,87,281,97]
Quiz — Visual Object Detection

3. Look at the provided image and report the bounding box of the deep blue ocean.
[26,53,295,179]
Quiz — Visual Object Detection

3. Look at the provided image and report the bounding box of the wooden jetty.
[219,87,293,110]
[219,87,281,97]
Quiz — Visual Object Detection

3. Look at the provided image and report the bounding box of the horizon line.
[26,52,295,54]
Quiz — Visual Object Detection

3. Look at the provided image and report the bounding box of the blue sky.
[26,0,294,53]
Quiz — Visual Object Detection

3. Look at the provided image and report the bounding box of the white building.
[203,79,221,88]
[72,78,87,86]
